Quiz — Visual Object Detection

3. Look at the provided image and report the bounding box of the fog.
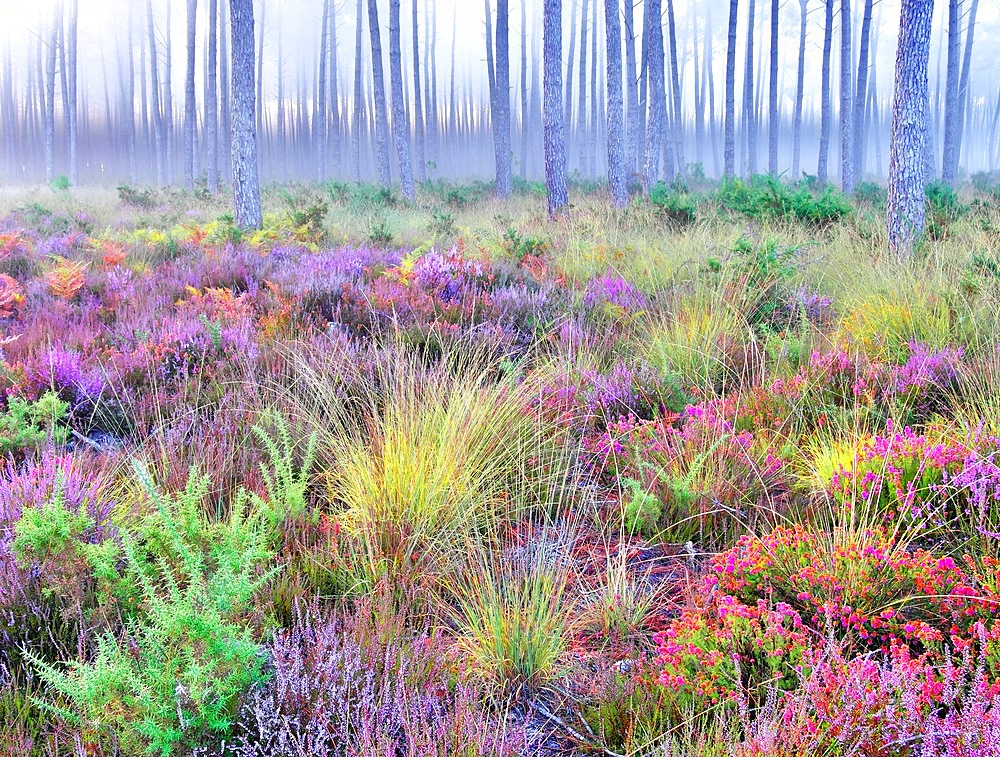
[0,0,997,186]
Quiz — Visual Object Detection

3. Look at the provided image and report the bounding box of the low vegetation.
[2,177,1000,755]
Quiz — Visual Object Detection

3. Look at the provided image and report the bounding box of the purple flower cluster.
[235,604,519,757]
[583,271,647,312]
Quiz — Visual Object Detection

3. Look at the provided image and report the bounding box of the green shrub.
[500,226,547,259]
[925,179,965,240]
[29,463,274,755]
[117,184,159,210]
[648,182,697,226]
[0,392,69,456]
[366,214,394,247]
[716,176,852,226]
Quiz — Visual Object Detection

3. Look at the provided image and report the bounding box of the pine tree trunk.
[817,0,834,184]
[724,0,739,178]
[485,0,497,108]
[852,0,874,181]
[44,5,58,184]
[147,0,165,186]
[768,0,778,175]
[792,0,807,177]
[67,0,78,185]
[840,0,855,192]
[206,0,219,192]
[576,0,588,174]
[706,10,720,177]
[165,0,174,185]
[623,0,639,176]
[494,0,513,197]
[743,0,756,175]
[589,0,599,177]
[666,0,684,176]
[543,0,568,217]
[317,0,329,181]
[941,0,960,184]
[888,0,934,257]
[604,0,627,207]
[184,0,197,189]
[412,0,426,183]
[388,0,414,200]
[643,0,665,191]
[520,0,529,180]
[229,0,262,230]
[352,0,366,181]
[564,0,578,167]
[955,0,979,174]
[329,0,341,176]
[368,0,392,186]
[219,0,231,183]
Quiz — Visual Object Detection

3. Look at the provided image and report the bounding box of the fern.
[249,414,317,526]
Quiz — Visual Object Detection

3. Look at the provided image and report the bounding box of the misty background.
[1,0,997,187]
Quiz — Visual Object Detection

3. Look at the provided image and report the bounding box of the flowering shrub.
[590,402,784,545]
[654,596,810,714]
[736,638,1000,757]
[711,525,994,650]
[534,360,689,434]
[235,602,519,757]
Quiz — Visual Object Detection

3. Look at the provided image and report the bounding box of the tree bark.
[543,0,568,217]
[520,0,529,180]
[494,0,513,196]
[852,0,874,182]
[840,0,855,192]
[743,0,756,176]
[317,0,329,181]
[817,0,834,184]
[623,0,639,176]
[589,0,599,177]
[955,0,979,176]
[147,0,165,186]
[368,0,392,187]
[941,0,960,184]
[329,0,341,176]
[576,0,589,174]
[184,0,197,189]
[165,0,174,185]
[768,0,778,175]
[643,0,665,191]
[352,0,366,181]
[564,0,578,166]
[412,0,426,183]
[388,0,414,200]
[67,0,78,185]
[724,0,738,179]
[666,0,684,176]
[229,0,262,230]
[44,4,58,184]
[219,0,231,182]
[206,0,219,192]
[605,0,627,207]
[888,0,934,257]
[792,0,807,178]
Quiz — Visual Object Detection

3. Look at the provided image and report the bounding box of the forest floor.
[2,176,1000,756]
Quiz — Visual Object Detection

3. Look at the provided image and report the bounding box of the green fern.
[249,414,318,526]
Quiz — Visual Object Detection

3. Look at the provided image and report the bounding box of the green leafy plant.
[648,182,697,226]
[366,214,394,247]
[29,463,274,755]
[0,392,70,455]
[117,184,159,210]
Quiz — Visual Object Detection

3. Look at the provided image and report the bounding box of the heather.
[4,182,1000,756]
